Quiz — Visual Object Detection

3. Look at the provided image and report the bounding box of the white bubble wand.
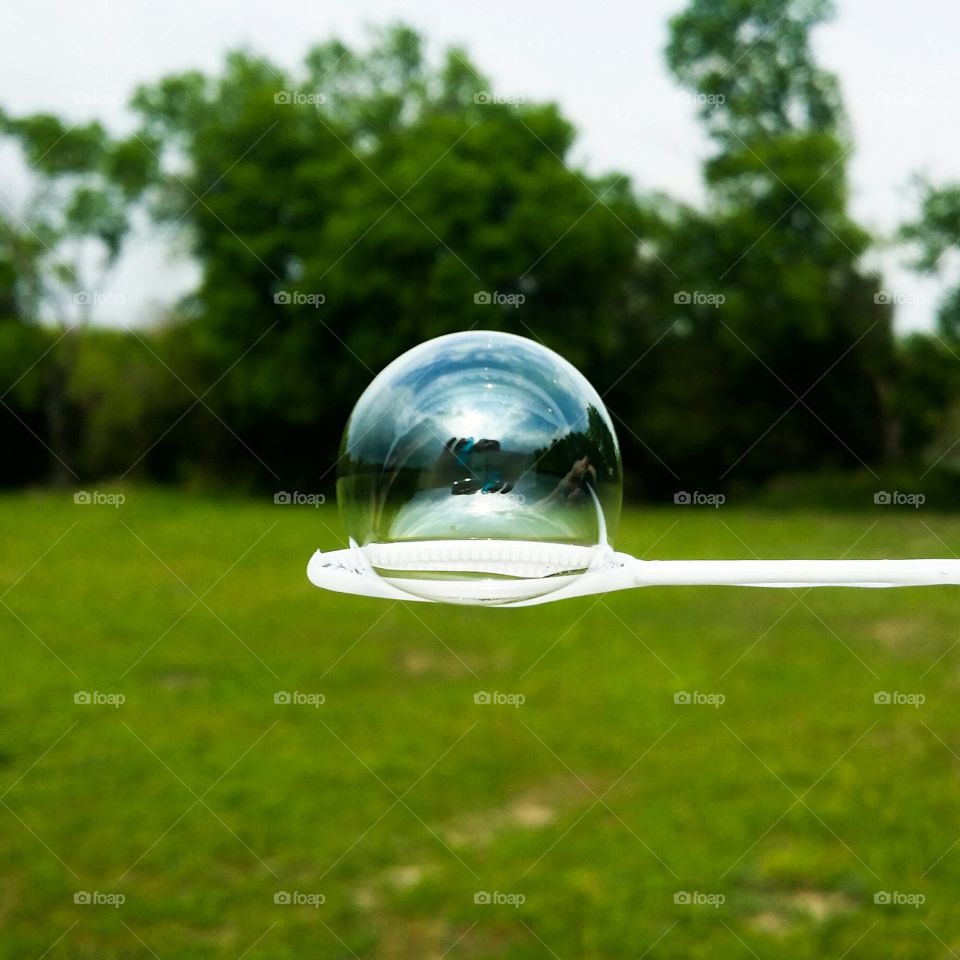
[308,494,960,607]
[308,546,960,607]
[306,331,959,608]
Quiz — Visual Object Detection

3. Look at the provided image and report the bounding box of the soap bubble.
[336,330,621,603]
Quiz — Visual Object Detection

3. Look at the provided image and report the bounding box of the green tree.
[901,179,960,340]
[652,0,895,488]
[891,180,960,473]
[0,112,154,483]
[132,25,651,487]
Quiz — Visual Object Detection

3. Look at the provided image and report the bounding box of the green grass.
[2,488,959,958]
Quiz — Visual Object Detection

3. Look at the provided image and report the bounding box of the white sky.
[1,0,957,332]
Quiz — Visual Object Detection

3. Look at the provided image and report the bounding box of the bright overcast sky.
[1,0,957,332]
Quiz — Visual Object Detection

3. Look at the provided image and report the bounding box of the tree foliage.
[0,13,955,498]
[129,26,649,485]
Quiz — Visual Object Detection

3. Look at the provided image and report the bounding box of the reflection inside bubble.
[336,330,622,586]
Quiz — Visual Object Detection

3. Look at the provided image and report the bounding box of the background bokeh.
[3,1,960,956]
[3,3,960,501]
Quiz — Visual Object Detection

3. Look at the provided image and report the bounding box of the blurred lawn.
[2,488,959,958]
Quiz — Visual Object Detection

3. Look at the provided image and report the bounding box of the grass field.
[2,488,959,958]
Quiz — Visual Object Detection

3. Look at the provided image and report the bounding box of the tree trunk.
[44,328,77,487]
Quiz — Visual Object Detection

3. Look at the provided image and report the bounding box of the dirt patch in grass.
[443,777,597,848]
[748,888,857,935]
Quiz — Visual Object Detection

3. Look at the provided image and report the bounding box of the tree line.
[3,0,960,504]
